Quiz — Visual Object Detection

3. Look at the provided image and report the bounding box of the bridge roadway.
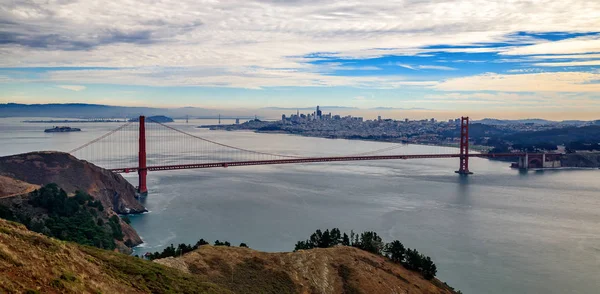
[109,153,535,173]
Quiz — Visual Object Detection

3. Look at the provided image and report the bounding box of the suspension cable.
[68,121,133,154]
[148,118,307,159]
[348,143,408,156]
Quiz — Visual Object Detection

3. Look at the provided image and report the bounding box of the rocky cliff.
[0,151,145,249]
[0,152,145,214]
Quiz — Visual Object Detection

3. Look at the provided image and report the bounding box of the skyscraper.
[316,105,322,119]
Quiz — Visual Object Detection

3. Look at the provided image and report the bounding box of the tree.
[357,231,384,255]
[421,256,437,280]
[195,238,209,247]
[239,243,248,248]
[384,240,406,263]
[214,240,231,246]
[342,233,350,246]
[291,228,438,280]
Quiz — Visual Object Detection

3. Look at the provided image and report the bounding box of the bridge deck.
[109,153,538,173]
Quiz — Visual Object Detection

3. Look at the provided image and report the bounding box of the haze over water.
[1,118,599,294]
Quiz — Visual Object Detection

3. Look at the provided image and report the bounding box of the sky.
[1,0,599,120]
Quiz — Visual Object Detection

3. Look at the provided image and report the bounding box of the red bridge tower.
[456,116,473,175]
[138,115,148,195]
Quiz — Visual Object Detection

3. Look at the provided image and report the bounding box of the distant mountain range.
[475,118,599,126]
[2,103,598,124]
[369,107,429,110]
[0,103,230,119]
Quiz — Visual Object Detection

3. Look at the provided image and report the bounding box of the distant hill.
[369,107,429,110]
[504,125,600,146]
[129,115,174,123]
[0,103,216,119]
[476,118,553,125]
[475,118,596,126]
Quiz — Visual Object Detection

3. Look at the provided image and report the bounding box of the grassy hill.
[157,245,457,294]
[0,218,231,294]
[0,218,457,294]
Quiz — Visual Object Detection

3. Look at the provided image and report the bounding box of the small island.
[128,115,174,123]
[44,126,81,133]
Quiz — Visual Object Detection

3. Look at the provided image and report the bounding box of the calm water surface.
[1,118,599,294]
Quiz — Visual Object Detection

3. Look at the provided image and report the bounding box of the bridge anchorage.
[69,115,561,196]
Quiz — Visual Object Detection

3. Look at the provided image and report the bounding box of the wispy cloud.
[418,65,457,70]
[530,53,600,59]
[533,60,600,67]
[57,85,86,91]
[397,63,417,70]
[500,35,600,56]
[436,72,600,92]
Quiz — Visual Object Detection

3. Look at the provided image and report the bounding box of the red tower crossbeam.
[456,116,473,175]
[138,115,148,195]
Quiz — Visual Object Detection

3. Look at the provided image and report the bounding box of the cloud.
[38,67,438,89]
[533,60,600,67]
[354,95,374,101]
[0,0,599,90]
[397,64,416,70]
[57,85,86,91]
[417,65,457,70]
[436,72,600,92]
[500,36,600,56]
[421,91,600,108]
[530,54,600,59]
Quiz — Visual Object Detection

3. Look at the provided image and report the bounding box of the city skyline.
[1,1,599,119]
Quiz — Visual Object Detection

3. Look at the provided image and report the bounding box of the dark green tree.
[356,231,384,255]
[384,240,406,263]
[342,233,350,246]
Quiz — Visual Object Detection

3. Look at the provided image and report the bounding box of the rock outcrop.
[0,151,146,249]
[0,152,145,214]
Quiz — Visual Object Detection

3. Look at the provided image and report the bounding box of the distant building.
[281,114,286,122]
[316,105,322,119]
[378,115,382,122]
[236,118,240,125]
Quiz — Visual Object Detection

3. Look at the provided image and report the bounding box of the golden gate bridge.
[69,116,559,195]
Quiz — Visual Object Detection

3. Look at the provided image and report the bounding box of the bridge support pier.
[455,116,473,175]
[138,115,148,196]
